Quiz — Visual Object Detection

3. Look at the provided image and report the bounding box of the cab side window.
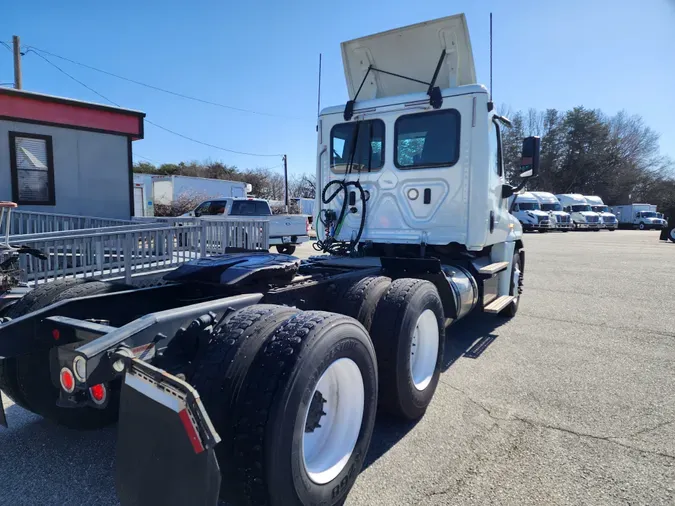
[194,201,211,217]
[489,120,503,176]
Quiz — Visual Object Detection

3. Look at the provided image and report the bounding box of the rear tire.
[275,244,297,255]
[336,275,391,332]
[200,311,377,506]
[370,279,445,420]
[190,304,300,500]
[5,280,130,429]
[1,278,87,410]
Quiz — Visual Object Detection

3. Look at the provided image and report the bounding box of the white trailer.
[584,195,617,230]
[609,204,668,230]
[152,175,249,206]
[508,192,554,232]
[555,194,601,230]
[0,14,540,506]
[529,192,572,231]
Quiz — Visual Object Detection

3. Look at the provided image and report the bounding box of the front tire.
[370,279,445,420]
[669,227,675,243]
[276,244,297,255]
[500,251,523,318]
[639,222,646,230]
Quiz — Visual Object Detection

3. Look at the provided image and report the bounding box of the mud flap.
[0,398,7,428]
[115,360,221,506]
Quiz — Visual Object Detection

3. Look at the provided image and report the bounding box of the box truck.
[609,204,668,230]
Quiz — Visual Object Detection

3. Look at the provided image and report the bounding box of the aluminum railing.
[3,210,134,236]
[15,219,270,286]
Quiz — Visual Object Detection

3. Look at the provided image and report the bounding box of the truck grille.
[537,215,548,224]
[603,216,616,223]
[586,216,599,223]
[557,215,569,223]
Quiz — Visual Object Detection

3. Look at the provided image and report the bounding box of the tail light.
[306,218,311,234]
[60,368,75,393]
[89,383,107,405]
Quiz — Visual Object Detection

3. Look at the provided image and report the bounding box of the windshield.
[572,205,592,212]
[639,212,657,218]
[518,202,540,211]
[541,203,562,211]
[331,120,385,173]
[591,205,608,212]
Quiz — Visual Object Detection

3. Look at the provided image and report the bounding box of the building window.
[9,132,55,205]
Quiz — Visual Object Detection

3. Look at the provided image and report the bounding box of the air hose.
[313,179,367,256]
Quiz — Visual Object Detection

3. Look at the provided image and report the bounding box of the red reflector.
[52,329,60,340]
[178,409,205,454]
[60,368,75,393]
[89,384,106,403]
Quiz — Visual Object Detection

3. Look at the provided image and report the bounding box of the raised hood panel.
[341,14,476,100]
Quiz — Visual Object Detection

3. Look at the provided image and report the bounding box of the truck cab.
[555,194,601,230]
[584,195,617,230]
[529,192,571,231]
[508,192,554,232]
[316,14,532,257]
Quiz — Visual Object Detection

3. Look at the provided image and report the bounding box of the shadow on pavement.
[363,312,508,470]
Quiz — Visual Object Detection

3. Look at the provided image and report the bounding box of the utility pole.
[12,35,22,90]
[283,155,289,212]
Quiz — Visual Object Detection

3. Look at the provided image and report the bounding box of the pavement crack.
[442,380,675,462]
[622,420,675,438]
[518,313,675,339]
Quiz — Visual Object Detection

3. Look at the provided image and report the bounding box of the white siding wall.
[0,120,131,219]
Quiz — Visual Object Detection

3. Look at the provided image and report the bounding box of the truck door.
[488,118,508,242]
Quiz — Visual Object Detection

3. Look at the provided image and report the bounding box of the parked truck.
[555,194,601,230]
[584,195,617,230]
[185,197,310,254]
[529,192,572,231]
[609,204,668,230]
[133,174,251,217]
[508,192,554,232]
[0,14,537,506]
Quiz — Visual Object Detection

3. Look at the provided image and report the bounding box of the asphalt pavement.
[1,230,674,505]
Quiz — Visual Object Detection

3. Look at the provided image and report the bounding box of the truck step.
[483,295,515,314]
[478,261,509,276]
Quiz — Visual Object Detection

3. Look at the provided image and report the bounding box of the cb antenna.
[489,12,493,104]
[316,53,322,131]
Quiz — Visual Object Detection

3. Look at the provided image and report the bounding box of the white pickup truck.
[186,197,310,254]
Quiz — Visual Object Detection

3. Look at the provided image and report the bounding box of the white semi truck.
[584,195,618,230]
[508,192,554,232]
[0,14,538,506]
[609,204,668,230]
[529,192,572,231]
[555,194,601,230]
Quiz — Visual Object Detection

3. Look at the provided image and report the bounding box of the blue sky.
[3,0,674,177]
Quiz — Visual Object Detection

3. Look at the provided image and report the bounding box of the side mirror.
[520,136,541,179]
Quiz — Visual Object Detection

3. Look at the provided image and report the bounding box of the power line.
[134,153,159,163]
[1,41,12,53]
[24,45,303,120]
[31,50,284,158]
